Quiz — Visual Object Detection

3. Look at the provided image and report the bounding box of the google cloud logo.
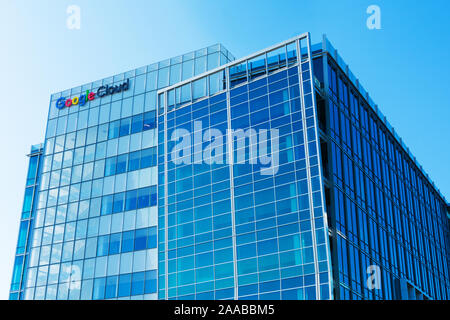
[56,79,130,109]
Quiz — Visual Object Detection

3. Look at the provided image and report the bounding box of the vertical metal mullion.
[296,34,322,300]
[265,52,268,76]
[163,92,169,300]
[225,66,239,300]
[307,33,334,300]
[321,34,338,301]
[305,33,326,300]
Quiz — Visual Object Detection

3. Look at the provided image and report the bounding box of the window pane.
[105,276,118,299]
[192,77,207,101]
[118,273,131,297]
[170,63,181,86]
[180,83,191,105]
[158,67,169,89]
[209,70,225,96]
[105,157,116,176]
[116,154,128,174]
[143,111,156,130]
[125,189,138,211]
[128,151,141,171]
[229,62,247,88]
[134,229,147,251]
[137,187,150,208]
[119,118,131,137]
[109,120,120,139]
[141,148,156,168]
[93,277,106,300]
[121,231,134,253]
[267,46,287,73]
[131,114,143,134]
[109,233,121,254]
[144,270,157,294]
[182,60,194,81]
[248,54,267,80]
[131,272,145,295]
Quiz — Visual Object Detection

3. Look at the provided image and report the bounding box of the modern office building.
[10,33,449,300]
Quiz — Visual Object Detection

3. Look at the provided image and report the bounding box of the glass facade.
[10,144,43,300]
[10,33,449,300]
[157,34,332,300]
[10,44,234,300]
[314,38,450,300]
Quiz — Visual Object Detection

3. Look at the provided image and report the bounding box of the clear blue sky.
[0,0,449,299]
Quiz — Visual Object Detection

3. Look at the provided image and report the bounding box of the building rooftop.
[42,33,447,203]
[49,43,236,98]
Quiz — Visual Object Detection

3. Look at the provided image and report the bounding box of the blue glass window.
[258,239,278,255]
[121,231,134,253]
[105,276,118,299]
[116,154,128,174]
[134,229,147,251]
[147,227,157,248]
[11,256,23,290]
[26,156,38,185]
[16,221,29,254]
[237,243,256,260]
[131,114,143,134]
[97,235,110,256]
[269,89,289,105]
[93,277,106,300]
[101,195,114,215]
[119,118,131,137]
[229,62,247,88]
[108,120,120,139]
[128,151,140,171]
[131,272,145,295]
[141,148,156,168]
[150,186,157,206]
[143,111,156,130]
[137,187,150,208]
[144,270,157,294]
[118,274,131,297]
[105,157,116,176]
[113,192,124,213]
[22,187,33,214]
[125,189,138,211]
[109,233,121,255]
